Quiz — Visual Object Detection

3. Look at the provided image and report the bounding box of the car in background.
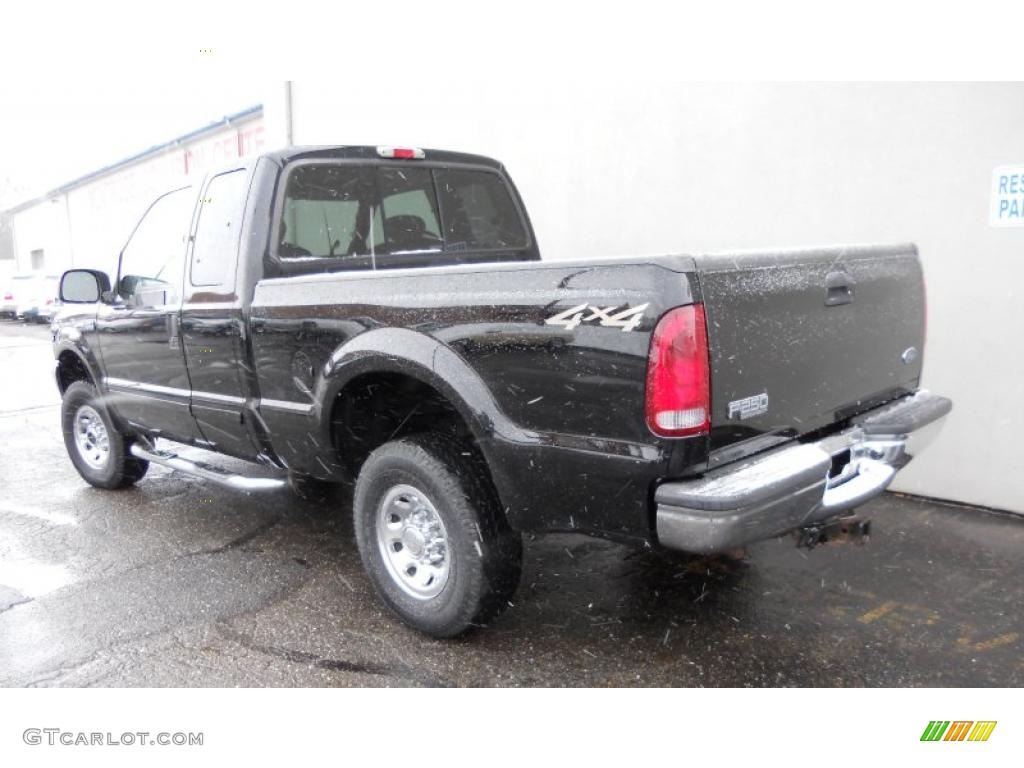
[0,289,14,318]
[18,295,62,323]
[1,274,40,318]
[11,275,60,323]
[36,296,63,324]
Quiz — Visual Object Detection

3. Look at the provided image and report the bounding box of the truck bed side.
[249,257,700,540]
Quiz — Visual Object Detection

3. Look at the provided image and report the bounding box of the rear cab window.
[373,167,444,256]
[272,158,534,275]
[278,164,374,261]
[436,168,529,252]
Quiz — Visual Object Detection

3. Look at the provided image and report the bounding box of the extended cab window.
[191,169,249,287]
[118,186,195,306]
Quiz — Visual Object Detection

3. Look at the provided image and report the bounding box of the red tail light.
[645,303,711,437]
[3,293,11,301]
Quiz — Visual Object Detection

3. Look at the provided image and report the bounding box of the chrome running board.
[129,443,286,492]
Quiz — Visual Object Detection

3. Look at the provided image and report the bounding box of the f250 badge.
[728,392,769,420]
[545,303,649,333]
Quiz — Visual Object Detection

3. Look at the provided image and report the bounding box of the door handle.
[824,271,855,306]
[98,303,129,330]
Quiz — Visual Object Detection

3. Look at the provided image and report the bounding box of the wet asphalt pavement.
[1,321,1022,687]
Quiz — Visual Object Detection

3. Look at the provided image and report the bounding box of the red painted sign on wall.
[183,122,265,176]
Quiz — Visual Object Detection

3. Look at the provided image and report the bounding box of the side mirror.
[59,269,111,304]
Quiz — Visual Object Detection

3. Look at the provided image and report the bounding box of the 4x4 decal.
[545,302,650,333]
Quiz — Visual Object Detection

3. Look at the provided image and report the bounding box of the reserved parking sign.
[990,165,1024,227]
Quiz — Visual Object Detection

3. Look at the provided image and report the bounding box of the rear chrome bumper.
[655,390,952,554]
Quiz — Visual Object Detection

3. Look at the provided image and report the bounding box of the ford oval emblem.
[901,346,919,364]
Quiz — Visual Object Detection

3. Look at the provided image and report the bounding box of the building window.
[30,249,44,271]
[0,217,14,261]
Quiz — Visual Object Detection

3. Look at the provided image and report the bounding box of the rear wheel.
[61,381,148,489]
[353,433,521,638]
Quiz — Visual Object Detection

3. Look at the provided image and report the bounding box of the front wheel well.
[56,351,94,393]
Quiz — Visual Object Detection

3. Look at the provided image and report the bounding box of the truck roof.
[262,145,505,170]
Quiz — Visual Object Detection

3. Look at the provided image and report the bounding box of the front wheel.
[61,381,149,489]
[353,434,522,638]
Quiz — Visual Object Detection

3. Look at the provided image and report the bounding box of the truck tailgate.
[695,244,925,461]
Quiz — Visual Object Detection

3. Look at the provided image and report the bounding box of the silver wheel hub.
[73,404,110,470]
[377,484,451,600]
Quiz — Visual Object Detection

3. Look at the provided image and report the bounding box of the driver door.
[97,185,203,443]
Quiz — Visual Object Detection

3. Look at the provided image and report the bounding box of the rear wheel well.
[329,372,514,529]
[331,372,477,476]
[56,351,93,393]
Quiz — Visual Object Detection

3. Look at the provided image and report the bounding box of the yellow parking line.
[857,601,899,624]
[973,632,1019,652]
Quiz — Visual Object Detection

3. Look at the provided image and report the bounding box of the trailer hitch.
[796,517,871,550]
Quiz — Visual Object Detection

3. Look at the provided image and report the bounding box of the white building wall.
[10,116,265,279]
[271,82,1024,513]
[10,198,72,277]
[64,151,184,278]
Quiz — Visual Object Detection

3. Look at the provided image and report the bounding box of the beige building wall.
[268,82,1023,513]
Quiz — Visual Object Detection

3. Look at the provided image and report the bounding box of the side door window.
[190,169,250,288]
[118,186,195,307]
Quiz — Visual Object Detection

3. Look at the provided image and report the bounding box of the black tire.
[353,433,522,638]
[61,381,149,489]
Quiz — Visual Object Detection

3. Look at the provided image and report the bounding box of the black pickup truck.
[53,145,951,637]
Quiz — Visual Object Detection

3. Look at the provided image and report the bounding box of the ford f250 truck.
[53,145,952,637]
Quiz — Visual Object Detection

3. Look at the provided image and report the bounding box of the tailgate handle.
[824,271,855,306]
